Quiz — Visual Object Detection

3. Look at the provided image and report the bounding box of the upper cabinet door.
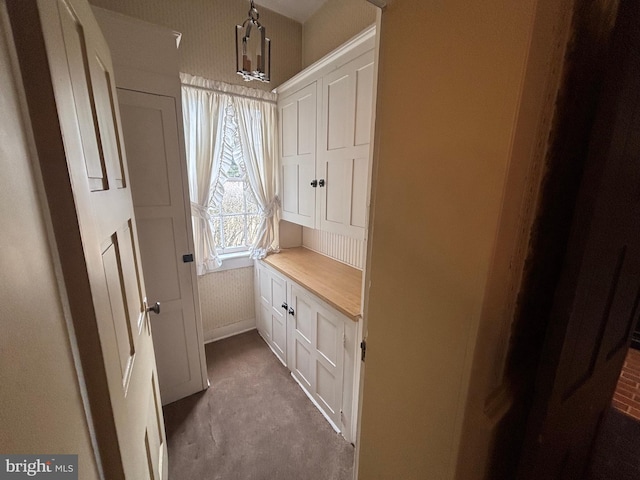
[318,50,375,240]
[279,82,318,228]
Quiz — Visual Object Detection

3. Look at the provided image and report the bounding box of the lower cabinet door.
[289,284,345,430]
[289,288,315,392]
[256,261,356,438]
[256,262,288,366]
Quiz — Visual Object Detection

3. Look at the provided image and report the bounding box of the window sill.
[215,251,254,272]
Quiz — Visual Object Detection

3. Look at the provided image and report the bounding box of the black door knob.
[146,302,160,315]
[310,179,318,187]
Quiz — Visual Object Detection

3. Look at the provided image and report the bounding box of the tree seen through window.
[208,158,260,254]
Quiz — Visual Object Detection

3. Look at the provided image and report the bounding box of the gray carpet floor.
[588,407,640,479]
[163,330,355,480]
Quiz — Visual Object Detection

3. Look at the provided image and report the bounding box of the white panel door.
[256,263,288,365]
[289,286,315,392]
[256,262,273,342]
[279,82,317,228]
[314,301,345,427]
[289,284,345,429]
[269,271,288,365]
[319,50,375,240]
[12,0,168,477]
[117,89,207,405]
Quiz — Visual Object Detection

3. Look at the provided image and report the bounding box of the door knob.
[146,302,161,315]
[318,179,325,187]
[288,307,295,316]
[281,302,288,310]
[310,179,318,188]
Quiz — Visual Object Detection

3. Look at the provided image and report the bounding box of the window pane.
[211,216,222,247]
[209,200,221,215]
[223,215,246,248]
[247,215,260,244]
[221,181,244,214]
[227,158,241,178]
[245,184,259,214]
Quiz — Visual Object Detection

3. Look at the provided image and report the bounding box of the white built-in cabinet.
[279,83,317,228]
[256,262,288,365]
[276,26,376,240]
[254,260,360,443]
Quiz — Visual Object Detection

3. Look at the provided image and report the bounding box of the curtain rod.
[181,82,277,104]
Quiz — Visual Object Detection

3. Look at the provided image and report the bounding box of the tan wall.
[302,0,376,68]
[198,267,255,341]
[88,0,302,334]
[299,0,376,267]
[0,5,99,477]
[89,0,302,91]
[358,0,555,478]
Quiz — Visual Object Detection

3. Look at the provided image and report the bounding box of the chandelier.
[236,0,271,82]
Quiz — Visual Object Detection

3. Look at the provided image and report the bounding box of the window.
[208,158,260,255]
[182,74,278,274]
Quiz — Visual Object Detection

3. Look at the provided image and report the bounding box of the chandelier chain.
[248,0,259,21]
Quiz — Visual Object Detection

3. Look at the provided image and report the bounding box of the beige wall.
[0,5,99,477]
[89,0,302,91]
[198,267,255,341]
[88,0,302,336]
[302,0,376,68]
[298,0,376,267]
[358,0,560,478]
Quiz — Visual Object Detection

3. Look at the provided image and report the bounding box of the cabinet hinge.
[360,340,366,362]
[342,332,346,348]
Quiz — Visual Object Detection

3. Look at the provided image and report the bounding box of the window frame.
[209,175,260,257]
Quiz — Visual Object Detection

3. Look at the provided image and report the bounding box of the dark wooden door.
[518,2,640,478]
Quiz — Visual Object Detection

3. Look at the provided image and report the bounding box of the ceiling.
[254,0,328,23]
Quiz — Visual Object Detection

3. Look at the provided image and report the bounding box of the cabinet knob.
[318,179,325,187]
[281,302,288,310]
[288,307,295,316]
[310,179,318,188]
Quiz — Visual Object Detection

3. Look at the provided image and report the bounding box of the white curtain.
[181,78,226,274]
[181,74,279,273]
[233,95,280,259]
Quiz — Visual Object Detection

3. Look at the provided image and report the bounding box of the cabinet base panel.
[256,330,288,368]
[290,372,342,436]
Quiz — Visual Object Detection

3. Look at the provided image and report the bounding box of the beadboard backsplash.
[302,227,365,270]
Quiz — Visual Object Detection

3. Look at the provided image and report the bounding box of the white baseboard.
[205,318,256,344]
[290,371,342,435]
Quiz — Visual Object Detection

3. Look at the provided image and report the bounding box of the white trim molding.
[205,319,256,343]
[273,24,376,95]
[366,0,388,9]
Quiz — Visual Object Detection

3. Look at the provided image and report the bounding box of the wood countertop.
[262,247,362,321]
